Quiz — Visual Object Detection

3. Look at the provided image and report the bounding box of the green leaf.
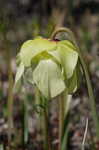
[33,59,66,98]
[20,38,56,67]
[15,62,24,86]
[58,44,78,79]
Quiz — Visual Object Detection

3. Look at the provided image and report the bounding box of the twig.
[82,118,88,150]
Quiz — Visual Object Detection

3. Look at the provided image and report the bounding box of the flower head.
[15,36,80,99]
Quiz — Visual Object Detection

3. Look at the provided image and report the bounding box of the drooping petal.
[33,59,66,98]
[58,43,78,79]
[66,69,77,93]
[20,38,57,67]
[15,62,24,86]
[66,62,81,94]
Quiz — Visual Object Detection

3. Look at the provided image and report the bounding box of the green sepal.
[58,44,78,79]
[59,40,77,51]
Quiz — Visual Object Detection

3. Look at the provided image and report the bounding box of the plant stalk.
[22,98,28,148]
[42,96,51,150]
[4,36,14,147]
[51,27,99,139]
[7,63,13,143]
[58,94,65,150]
[43,108,51,150]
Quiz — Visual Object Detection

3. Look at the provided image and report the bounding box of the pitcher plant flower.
[15,36,80,99]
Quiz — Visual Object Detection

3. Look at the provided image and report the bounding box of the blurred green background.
[0,0,99,150]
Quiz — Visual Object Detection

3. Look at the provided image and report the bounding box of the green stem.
[51,27,99,139]
[22,100,25,149]
[41,96,51,150]
[58,94,65,150]
[22,98,28,147]
[4,36,14,146]
[43,108,50,150]
[61,92,71,150]
[7,64,13,143]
